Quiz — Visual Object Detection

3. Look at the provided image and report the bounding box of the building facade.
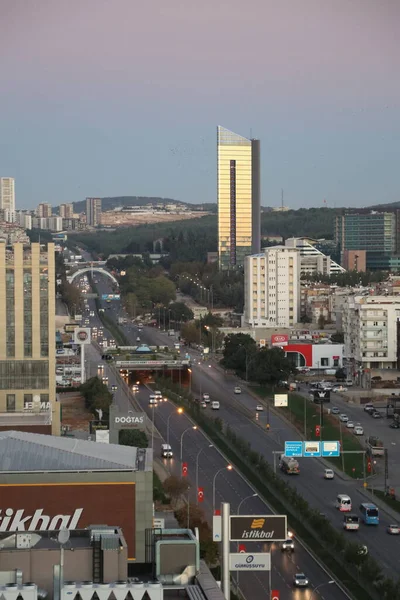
[244,246,300,328]
[59,203,74,218]
[342,295,400,369]
[0,178,15,214]
[86,197,102,226]
[342,249,367,272]
[36,203,52,218]
[217,126,260,270]
[0,243,59,434]
[285,237,345,276]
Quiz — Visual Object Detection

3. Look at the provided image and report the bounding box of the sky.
[1,0,399,210]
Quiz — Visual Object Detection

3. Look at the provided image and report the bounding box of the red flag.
[197,487,204,503]
[315,424,321,437]
[271,591,280,600]
[238,544,246,553]
[182,462,188,477]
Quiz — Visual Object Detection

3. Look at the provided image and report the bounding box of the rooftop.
[0,431,152,472]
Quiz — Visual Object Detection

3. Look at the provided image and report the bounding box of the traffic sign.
[322,441,340,457]
[285,441,303,457]
[303,441,321,457]
[229,552,271,571]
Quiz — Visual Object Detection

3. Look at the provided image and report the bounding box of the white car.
[256,404,264,412]
[203,393,210,403]
[90,311,94,317]
[333,386,348,393]
[211,401,220,410]
[346,421,355,429]
[354,425,364,435]
[234,386,242,394]
[324,468,334,480]
[339,414,349,423]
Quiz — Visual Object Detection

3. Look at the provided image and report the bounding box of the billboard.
[271,334,289,347]
[274,394,288,407]
[0,482,136,558]
[73,328,91,345]
[229,515,287,541]
[102,294,121,301]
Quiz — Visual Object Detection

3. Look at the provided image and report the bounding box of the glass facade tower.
[217,126,260,270]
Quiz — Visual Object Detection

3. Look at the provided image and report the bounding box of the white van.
[211,401,220,410]
[161,444,173,458]
[335,494,352,512]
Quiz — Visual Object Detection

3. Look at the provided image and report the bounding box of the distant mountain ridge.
[66,196,218,213]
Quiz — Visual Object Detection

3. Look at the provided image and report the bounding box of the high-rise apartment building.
[342,295,400,370]
[217,126,260,270]
[243,246,300,328]
[37,203,52,218]
[59,203,74,218]
[0,243,59,434]
[86,197,102,226]
[0,178,16,220]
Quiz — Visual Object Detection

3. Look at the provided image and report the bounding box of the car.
[293,573,309,588]
[256,404,264,412]
[339,414,349,422]
[234,386,242,394]
[136,337,141,342]
[201,401,207,408]
[211,401,220,410]
[333,386,348,393]
[102,376,108,383]
[390,421,400,429]
[354,425,364,435]
[97,364,104,370]
[132,384,139,392]
[111,385,118,391]
[203,393,210,402]
[346,421,355,429]
[281,538,294,552]
[331,406,340,415]
[90,311,94,317]
[387,524,400,535]
[364,403,375,413]
[155,391,162,398]
[149,396,158,405]
[372,411,382,419]
[324,468,334,479]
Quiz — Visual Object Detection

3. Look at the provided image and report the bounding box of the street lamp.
[237,493,258,515]
[308,581,335,599]
[167,407,183,446]
[188,368,192,394]
[180,425,197,462]
[212,465,233,512]
[196,445,213,504]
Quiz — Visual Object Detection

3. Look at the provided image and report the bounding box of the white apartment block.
[342,295,400,369]
[244,246,300,328]
[285,237,345,276]
[0,177,16,215]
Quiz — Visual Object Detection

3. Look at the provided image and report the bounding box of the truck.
[366,436,385,457]
[280,455,300,475]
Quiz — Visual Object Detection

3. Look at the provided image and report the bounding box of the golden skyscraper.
[217,126,260,270]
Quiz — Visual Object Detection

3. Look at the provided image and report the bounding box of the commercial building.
[0,243,59,434]
[0,430,153,563]
[342,249,367,272]
[283,342,344,369]
[243,246,300,328]
[86,197,102,226]
[217,126,260,270]
[285,237,345,276]
[36,203,52,218]
[342,295,400,369]
[59,203,74,218]
[0,178,15,215]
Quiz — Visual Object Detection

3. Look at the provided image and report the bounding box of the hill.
[63,197,218,214]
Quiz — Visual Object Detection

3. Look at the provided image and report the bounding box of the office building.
[342,249,367,272]
[342,295,400,370]
[244,246,300,327]
[0,243,59,434]
[217,126,260,269]
[285,237,345,276]
[36,203,52,218]
[0,178,16,214]
[86,197,102,226]
[59,202,74,218]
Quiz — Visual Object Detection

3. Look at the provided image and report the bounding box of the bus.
[359,503,379,525]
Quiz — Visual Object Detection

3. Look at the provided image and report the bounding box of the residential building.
[59,203,74,218]
[342,249,367,272]
[47,216,63,231]
[217,126,261,269]
[15,211,32,230]
[342,295,400,370]
[285,237,345,276]
[0,177,16,214]
[0,223,30,245]
[36,203,52,218]
[31,217,47,230]
[0,243,59,434]
[86,197,102,226]
[244,246,300,328]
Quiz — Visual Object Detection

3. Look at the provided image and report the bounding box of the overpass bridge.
[67,264,118,286]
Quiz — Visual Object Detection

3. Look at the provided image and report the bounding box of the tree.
[181,322,201,345]
[119,429,148,448]
[221,334,257,371]
[124,292,139,318]
[248,347,294,385]
[300,313,312,324]
[318,314,326,329]
[331,332,344,344]
[163,476,190,506]
[202,312,223,328]
[335,368,346,381]
[80,377,113,418]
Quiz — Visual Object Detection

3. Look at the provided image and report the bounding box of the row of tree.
[80,377,113,419]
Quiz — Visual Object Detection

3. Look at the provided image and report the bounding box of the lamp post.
[151,403,156,450]
[188,368,192,394]
[196,445,213,504]
[236,493,257,589]
[308,581,335,599]
[212,465,233,512]
[180,425,197,462]
[167,407,183,446]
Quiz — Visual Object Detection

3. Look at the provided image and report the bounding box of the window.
[6,269,15,357]
[0,361,49,389]
[40,269,49,356]
[23,269,33,356]
[320,358,329,367]
[6,394,16,412]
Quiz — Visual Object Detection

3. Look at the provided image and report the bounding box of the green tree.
[181,321,201,345]
[168,302,194,322]
[248,347,294,384]
[163,476,190,507]
[331,331,344,343]
[318,314,326,329]
[221,334,257,371]
[124,292,139,318]
[300,314,312,324]
[80,377,113,418]
[119,429,148,448]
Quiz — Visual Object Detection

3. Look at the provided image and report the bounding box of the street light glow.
[178,408,183,414]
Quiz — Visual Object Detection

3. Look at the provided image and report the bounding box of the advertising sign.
[0,482,136,558]
[112,412,146,430]
[313,389,330,402]
[303,441,321,457]
[213,514,222,541]
[322,441,340,457]
[284,441,303,457]
[229,552,271,572]
[274,394,288,407]
[73,328,91,345]
[95,430,109,444]
[259,339,266,348]
[271,334,289,347]
[230,515,287,542]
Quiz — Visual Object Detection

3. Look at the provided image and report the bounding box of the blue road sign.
[322,441,340,457]
[303,441,321,457]
[285,441,303,458]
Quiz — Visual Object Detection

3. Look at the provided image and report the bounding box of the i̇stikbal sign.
[0,508,83,532]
